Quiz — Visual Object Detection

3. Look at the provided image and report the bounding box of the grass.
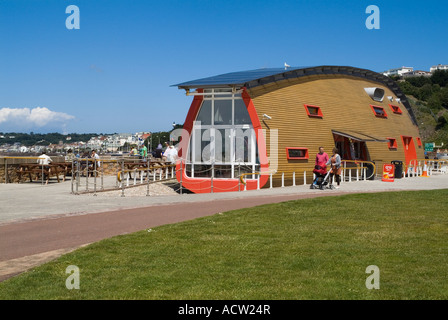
[1,189,448,299]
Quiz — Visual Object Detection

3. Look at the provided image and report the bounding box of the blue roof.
[172,65,418,126]
[173,67,308,89]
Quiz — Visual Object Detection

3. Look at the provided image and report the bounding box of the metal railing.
[70,157,178,196]
[406,159,448,177]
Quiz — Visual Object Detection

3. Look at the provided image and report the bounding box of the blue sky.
[0,0,447,134]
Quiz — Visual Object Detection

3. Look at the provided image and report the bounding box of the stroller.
[310,165,335,190]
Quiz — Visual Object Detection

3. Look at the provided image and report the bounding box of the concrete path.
[1,174,447,282]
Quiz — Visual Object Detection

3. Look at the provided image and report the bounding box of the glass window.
[234,128,253,163]
[196,100,212,125]
[200,129,212,163]
[371,105,387,118]
[214,165,232,178]
[188,91,258,180]
[234,99,252,125]
[194,164,212,178]
[215,128,231,163]
[214,100,232,125]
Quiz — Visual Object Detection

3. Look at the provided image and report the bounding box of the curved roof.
[173,65,417,126]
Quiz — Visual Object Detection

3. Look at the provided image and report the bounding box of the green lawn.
[1,189,447,299]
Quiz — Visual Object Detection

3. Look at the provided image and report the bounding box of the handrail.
[2,156,42,160]
[341,160,376,180]
[238,172,261,185]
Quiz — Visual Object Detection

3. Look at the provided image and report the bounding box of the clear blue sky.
[0,0,447,134]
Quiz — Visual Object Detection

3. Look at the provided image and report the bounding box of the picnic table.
[15,162,71,184]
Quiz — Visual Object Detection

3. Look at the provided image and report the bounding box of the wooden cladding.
[247,74,424,183]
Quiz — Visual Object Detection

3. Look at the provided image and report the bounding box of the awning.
[332,130,388,142]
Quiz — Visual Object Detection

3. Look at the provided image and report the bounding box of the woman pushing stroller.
[327,147,342,189]
[311,147,342,189]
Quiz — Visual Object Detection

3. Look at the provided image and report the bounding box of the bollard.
[257,175,260,190]
[348,169,352,182]
[292,171,296,186]
[281,172,284,187]
[270,173,273,189]
[303,171,307,185]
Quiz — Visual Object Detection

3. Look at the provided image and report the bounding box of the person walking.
[327,147,342,189]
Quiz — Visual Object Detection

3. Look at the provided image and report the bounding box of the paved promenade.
[0,174,447,281]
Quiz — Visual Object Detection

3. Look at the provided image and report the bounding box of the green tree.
[406,76,432,88]
[431,70,448,87]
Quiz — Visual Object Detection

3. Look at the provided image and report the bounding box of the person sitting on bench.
[37,150,53,182]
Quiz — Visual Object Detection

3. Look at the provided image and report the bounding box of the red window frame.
[370,105,388,118]
[387,137,397,149]
[416,137,422,147]
[286,147,309,160]
[389,104,403,114]
[304,105,323,118]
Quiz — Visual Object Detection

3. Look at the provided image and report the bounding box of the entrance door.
[333,134,368,161]
[401,135,417,166]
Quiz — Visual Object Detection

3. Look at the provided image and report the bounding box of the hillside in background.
[396,70,448,145]
[0,132,99,146]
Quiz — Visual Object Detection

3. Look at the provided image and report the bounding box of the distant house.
[382,66,414,77]
[402,70,432,78]
[430,64,448,73]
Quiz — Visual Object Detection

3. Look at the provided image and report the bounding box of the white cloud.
[0,107,75,129]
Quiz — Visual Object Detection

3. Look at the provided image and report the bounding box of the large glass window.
[196,100,212,125]
[186,89,258,179]
[234,99,252,125]
[214,100,232,125]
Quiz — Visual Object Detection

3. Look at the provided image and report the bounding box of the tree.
[406,76,432,88]
[431,70,448,87]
